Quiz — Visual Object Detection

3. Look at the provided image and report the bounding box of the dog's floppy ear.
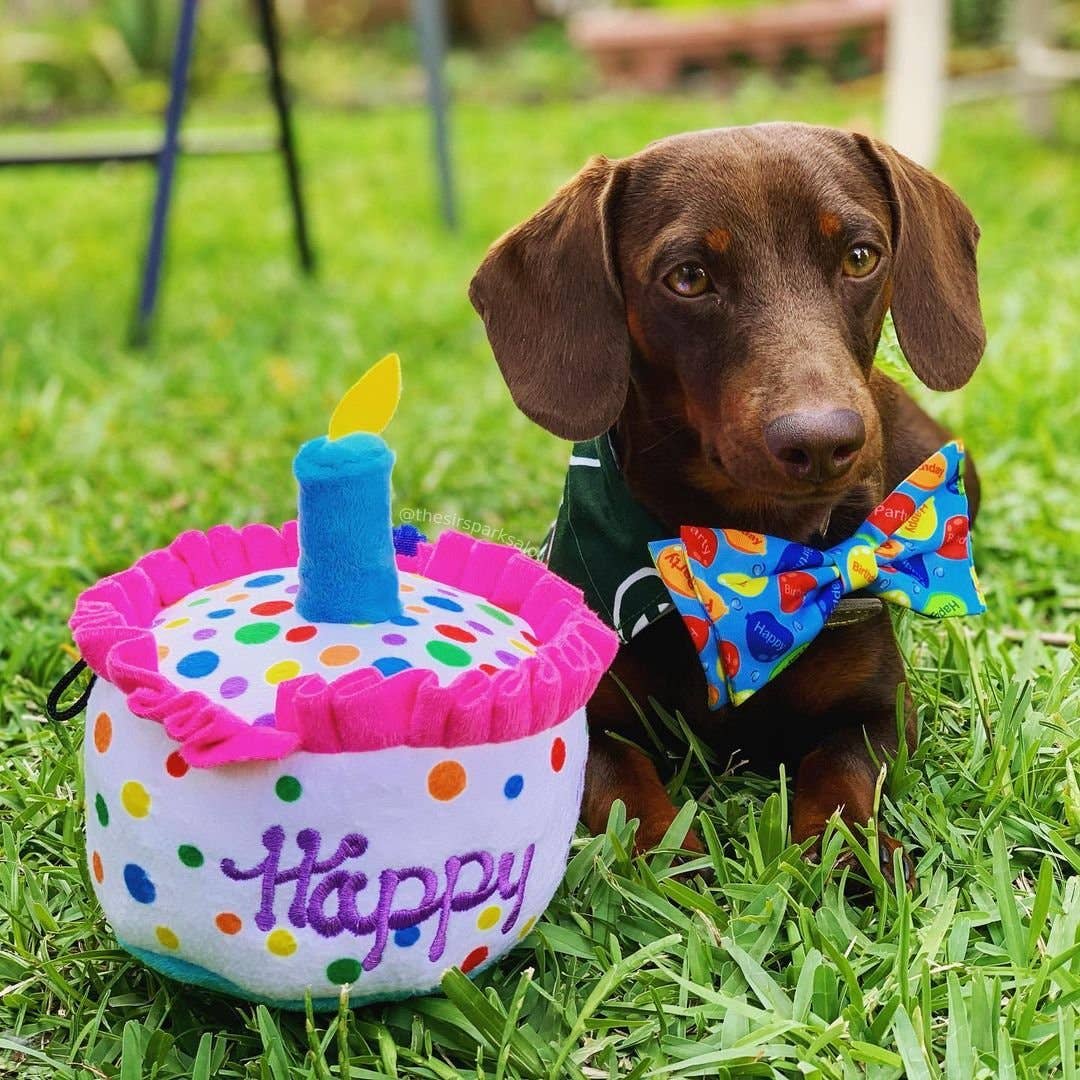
[469,155,629,440]
[854,134,985,391]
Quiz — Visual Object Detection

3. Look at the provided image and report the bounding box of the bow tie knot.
[648,442,985,710]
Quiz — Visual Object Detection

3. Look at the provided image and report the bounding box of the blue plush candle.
[293,355,405,625]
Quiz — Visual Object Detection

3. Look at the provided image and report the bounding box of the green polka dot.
[326,957,362,984]
[188,597,212,607]
[276,775,302,802]
[178,844,204,868]
[94,793,109,827]
[426,640,471,667]
[477,602,514,626]
[235,622,281,645]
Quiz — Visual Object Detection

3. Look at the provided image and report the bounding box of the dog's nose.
[763,409,865,483]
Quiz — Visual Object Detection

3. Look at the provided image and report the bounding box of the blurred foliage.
[0,0,1045,123]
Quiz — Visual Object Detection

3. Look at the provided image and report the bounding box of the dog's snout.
[763,409,866,483]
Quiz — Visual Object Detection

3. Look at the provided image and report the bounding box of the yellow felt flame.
[328,353,402,439]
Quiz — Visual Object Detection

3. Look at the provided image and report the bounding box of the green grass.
[1,80,1078,1077]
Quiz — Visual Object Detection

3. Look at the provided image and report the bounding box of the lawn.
[1,79,1078,1078]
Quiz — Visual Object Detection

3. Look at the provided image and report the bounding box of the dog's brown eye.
[842,245,880,278]
[664,263,710,297]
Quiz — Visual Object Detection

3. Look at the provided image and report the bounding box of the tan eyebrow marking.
[818,211,842,237]
[705,227,731,253]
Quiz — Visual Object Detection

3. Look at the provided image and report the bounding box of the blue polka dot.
[123,863,156,904]
[245,574,285,588]
[389,616,419,627]
[373,657,412,677]
[394,926,421,947]
[207,608,235,620]
[504,774,524,799]
[423,595,464,612]
[176,650,220,678]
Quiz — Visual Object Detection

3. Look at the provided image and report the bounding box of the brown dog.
[469,123,984,884]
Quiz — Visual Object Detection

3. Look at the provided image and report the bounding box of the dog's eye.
[842,245,880,278]
[663,263,711,297]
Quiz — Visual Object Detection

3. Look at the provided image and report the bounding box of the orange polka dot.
[208,579,235,590]
[216,912,242,935]
[319,644,361,667]
[427,760,467,801]
[157,644,170,660]
[91,851,104,883]
[93,712,112,754]
[406,605,430,615]
[399,583,415,592]
[226,592,249,602]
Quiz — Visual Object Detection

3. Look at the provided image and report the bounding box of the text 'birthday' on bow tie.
[647,441,985,711]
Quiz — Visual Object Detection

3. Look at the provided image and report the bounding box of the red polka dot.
[286,625,317,643]
[478,663,499,676]
[91,851,104,883]
[215,912,242,935]
[522,631,542,647]
[435,623,477,644]
[550,737,566,773]
[461,946,489,974]
[251,600,293,616]
[165,751,189,778]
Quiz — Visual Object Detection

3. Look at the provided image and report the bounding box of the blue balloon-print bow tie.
[647,441,985,710]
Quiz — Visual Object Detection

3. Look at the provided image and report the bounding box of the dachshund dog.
[469,123,984,885]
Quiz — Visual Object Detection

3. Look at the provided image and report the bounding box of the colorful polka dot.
[476,906,501,930]
[478,663,499,676]
[467,620,493,636]
[428,760,467,801]
[123,863,155,904]
[394,926,421,947]
[165,751,189,778]
[163,617,190,630]
[286,624,317,642]
[326,958,362,984]
[426,640,471,667]
[121,781,151,818]
[219,675,248,699]
[517,916,537,940]
[156,644,169,660]
[435,623,477,644]
[251,600,293,616]
[192,627,217,641]
[406,604,430,615]
[93,712,112,754]
[461,946,489,974]
[207,608,235,620]
[91,851,104,884]
[373,657,411,677]
[390,616,419,627]
[267,929,297,956]
[226,592,249,602]
[156,926,179,950]
[320,644,361,667]
[478,603,514,626]
[236,622,280,645]
[254,713,276,727]
[94,793,109,827]
[522,631,542,648]
[265,659,301,684]
[188,596,212,607]
[511,638,535,655]
[381,633,407,646]
[550,737,567,773]
[216,912,242,935]
[504,774,524,799]
[276,775,302,802]
[285,584,299,594]
[176,650,219,678]
[178,844,204,868]
[424,595,464,612]
[494,650,520,667]
[246,574,285,588]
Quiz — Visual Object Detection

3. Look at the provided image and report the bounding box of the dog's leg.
[792,705,916,888]
[582,731,704,855]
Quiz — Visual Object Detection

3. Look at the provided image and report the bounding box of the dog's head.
[470,123,984,509]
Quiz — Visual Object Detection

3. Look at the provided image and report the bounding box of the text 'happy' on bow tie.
[647,441,985,710]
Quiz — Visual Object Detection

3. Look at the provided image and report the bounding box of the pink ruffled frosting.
[70,524,617,768]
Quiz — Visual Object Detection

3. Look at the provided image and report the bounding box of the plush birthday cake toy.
[67,355,618,1009]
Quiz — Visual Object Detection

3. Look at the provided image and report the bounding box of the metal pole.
[413,0,457,229]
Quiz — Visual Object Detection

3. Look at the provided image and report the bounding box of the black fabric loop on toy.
[46,659,97,722]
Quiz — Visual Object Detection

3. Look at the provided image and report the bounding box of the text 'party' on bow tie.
[647,441,985,710]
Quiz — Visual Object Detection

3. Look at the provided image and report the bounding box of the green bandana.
[541,434,675,643]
